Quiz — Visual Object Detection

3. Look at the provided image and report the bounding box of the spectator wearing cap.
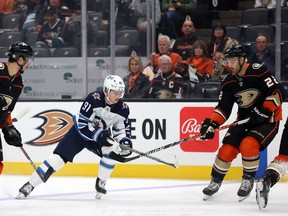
[172,16,198,62]
[35,5,65,48]
[59,3,97,50]
[207,23,230,57]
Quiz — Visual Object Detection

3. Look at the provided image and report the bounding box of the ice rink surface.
[0,175,287,216]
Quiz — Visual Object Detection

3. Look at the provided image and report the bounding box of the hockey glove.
[119,137,132,157]
[2,125,22,147]
[199,118,220,140]
[94,130,114,147]
[247,106,272,127]
[0,95,8,124]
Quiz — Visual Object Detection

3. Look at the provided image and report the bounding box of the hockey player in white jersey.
[16,75,132,199]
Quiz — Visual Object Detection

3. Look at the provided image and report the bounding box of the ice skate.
[203,178,222,201]
[256,177,271,210]
[15,182,34,199]
[95,177,107,199]
[237,174,254,202]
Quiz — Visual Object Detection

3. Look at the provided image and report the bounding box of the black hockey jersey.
[213,63,285,123]
[144,72,184,99]
[0,62,23,112]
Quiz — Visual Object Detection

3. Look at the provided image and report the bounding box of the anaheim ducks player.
[16,75,132,199]
[199,45,286,201]
[0,41,34,174]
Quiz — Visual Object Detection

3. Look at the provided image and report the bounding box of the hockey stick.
[12,107,31,122]
[19,146,45,182]
[118,144,179,168]
[109,118,250,163]
[3,122,44,181]
[107,138,179,168]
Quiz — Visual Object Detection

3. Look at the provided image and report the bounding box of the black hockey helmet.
[7,41,34,61]
[223,44,246,58]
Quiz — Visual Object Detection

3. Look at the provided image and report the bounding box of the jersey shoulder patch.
[249,63,269,76]
[0,63,5,70]
[251,63,264,70]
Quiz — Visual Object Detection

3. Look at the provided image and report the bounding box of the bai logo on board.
[180,107,219,152]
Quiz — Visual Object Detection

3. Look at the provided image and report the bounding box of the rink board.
[2,101,287,180]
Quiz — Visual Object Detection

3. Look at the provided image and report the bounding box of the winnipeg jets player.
[16,75,132,199]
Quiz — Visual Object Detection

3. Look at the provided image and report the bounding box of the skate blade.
[95,192,104,200]
[238,193,251,202]
[203,194,211,201]
[15,192,25,199]
[256,183,265,210]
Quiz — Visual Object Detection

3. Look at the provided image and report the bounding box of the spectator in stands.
[115,0,135,30]
[172,15,198,62]
[49,0,72,21]
[35,5,65,48]
[161,0,197,39]
[60,3,97,50]
[248,33,275,76]
[123,51,150,98]
[132,0,161,55]
[21,0,46,37]
[149,34,182,74]
[223,38,239,53]
[143,54,191,99]
[210,38,239,81]
[186,40,214,82]
[0,0,27,30]
[207,23,229,57]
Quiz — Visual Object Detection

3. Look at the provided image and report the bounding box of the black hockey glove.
[119,137,132,157]
[199,118,220,140]
[2,125,22,147]
[0,95,8,124]
[94,130,114,147]
[247,106,272,128]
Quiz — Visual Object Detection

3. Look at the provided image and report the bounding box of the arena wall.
[3,101,287,180]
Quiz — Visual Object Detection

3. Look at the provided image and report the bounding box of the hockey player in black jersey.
[199,45,286,201]
[0,41,34,174]
[16,75,133,199]
[256,117,288,210]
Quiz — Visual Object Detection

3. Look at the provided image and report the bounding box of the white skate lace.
[207,181,220,190]
[239,179,252,192]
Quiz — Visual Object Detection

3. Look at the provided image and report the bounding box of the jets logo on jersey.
[26,110,73,146]
[122,102,128,109]
[235,89,260,108]
[92,92,101,100]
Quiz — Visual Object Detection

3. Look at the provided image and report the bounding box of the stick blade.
[173,155,179,168]
[12,107,31,122]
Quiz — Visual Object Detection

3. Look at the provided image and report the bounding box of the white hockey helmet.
[103,75,125,96]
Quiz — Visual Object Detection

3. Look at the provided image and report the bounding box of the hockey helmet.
[103,75,125,96]
[223,44,246,58]
[7,41,34,61]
